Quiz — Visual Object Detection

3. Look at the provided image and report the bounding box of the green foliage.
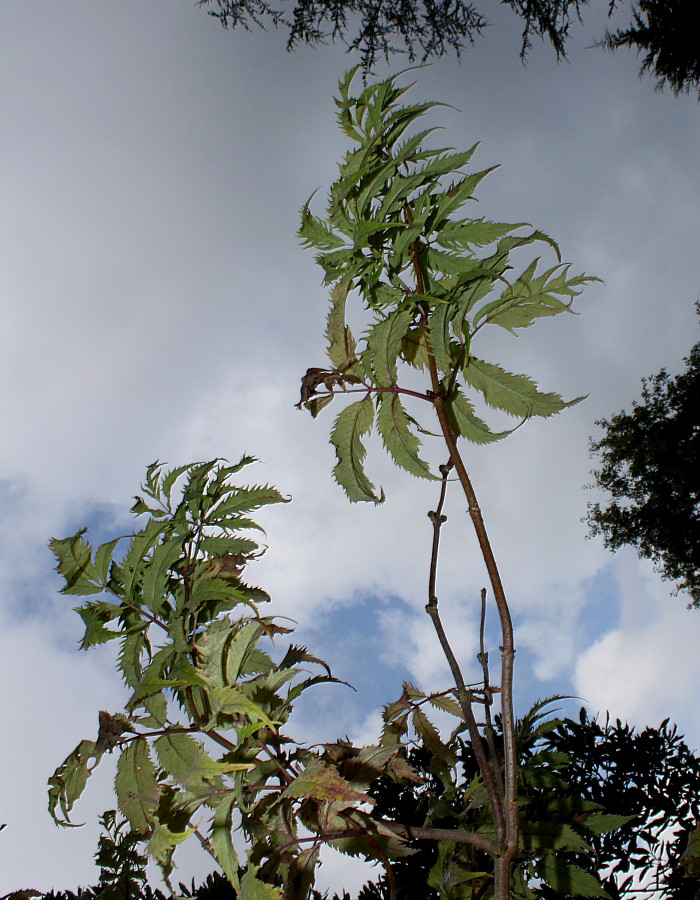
[48,460,425,897]
[298,68,597,502]
[344,706,700,900]
[586,321,700,606]
[342,698,630,900]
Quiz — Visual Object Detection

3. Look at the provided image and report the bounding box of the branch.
[478,588,504,799]
[424,461,506,841]
[408,224,518,896]
[377,820,497,855]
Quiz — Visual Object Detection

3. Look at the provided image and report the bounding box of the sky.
[1,0,699,893]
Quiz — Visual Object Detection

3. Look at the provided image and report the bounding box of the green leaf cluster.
[299,69,598,501]
[47,460,427,898]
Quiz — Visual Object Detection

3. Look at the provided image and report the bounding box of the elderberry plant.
[296,68,602,899]
[47,71,619,900]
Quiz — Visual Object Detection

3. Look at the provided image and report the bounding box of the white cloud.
[574,554,700,750]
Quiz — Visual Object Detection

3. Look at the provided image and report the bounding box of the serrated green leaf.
[428,303,458,375]
[427,693,464,719]
[208,685,279,730]
[473,263,595,335]
[330,396,382,503]
[118,630,149,689]
[134,690,168,728]
[535,856,609,898]
[225,620,265,684]
[308,394,334,418]
[146,818,195,863]
[75,602,121,649]
[115,740,160,833]
[141,537,183,616]
[240,868,283,900]
[283,757,370,806]
[160,463,195,506]
[50,530,102,596]
[412,709,455,767]
[376,392,435,479]
[326,277,357,369]
[48,740,101,826]
[580,812,636,836]
[209,793,240,890]
[155,732,251,791]
[207,485,288,525]
[464,357,584,419]
[367,309,413,387]
[120,519,168,604]
[522,822,592,854]
[93,537,122,585]
[431,167,498,225]
[299,199,346,251]
[437,218,522,251]
[444,391,514,444]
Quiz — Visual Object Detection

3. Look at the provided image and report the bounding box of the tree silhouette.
[198,0,700,95]
[342,710,700,899]
[586,315,700,607]
[602,0,700,96]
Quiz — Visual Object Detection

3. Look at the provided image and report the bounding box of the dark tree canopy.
[340,710,700,900]
[602,0,700,96]
[586,323,700,607]
[198,0,700,96]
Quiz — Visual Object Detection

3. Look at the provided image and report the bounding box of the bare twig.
[424,462,506,846]
[478,588,504,799]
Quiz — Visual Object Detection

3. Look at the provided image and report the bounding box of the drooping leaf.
[208,685,279,730]
[325,277,357,370]
[75,602,122,649]
[283,757,371,806]
[299,199,346,252]
[146,818,195,866]
[367,309,413,387]
[376,392,435,479]
[155,732,251,791]
[115,740,161,833]
[50,530,103,596]
[330,396,383,503]
[209,793,241,890]
[48,740,101,827]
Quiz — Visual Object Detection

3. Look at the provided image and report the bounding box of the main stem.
[431,379,518,874]
[408,230,518,896]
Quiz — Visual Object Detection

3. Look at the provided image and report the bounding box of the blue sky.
[1,0,700,893]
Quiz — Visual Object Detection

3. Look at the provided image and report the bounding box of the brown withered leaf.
[321,740,360,765]
[296,367,348,408]
[205,553,247,581]
[95,710,130,754]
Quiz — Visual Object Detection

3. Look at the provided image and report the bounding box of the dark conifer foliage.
[602,0,700,96]
[198,0,700,95]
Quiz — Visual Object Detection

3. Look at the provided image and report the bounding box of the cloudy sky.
[1,0,699,893]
